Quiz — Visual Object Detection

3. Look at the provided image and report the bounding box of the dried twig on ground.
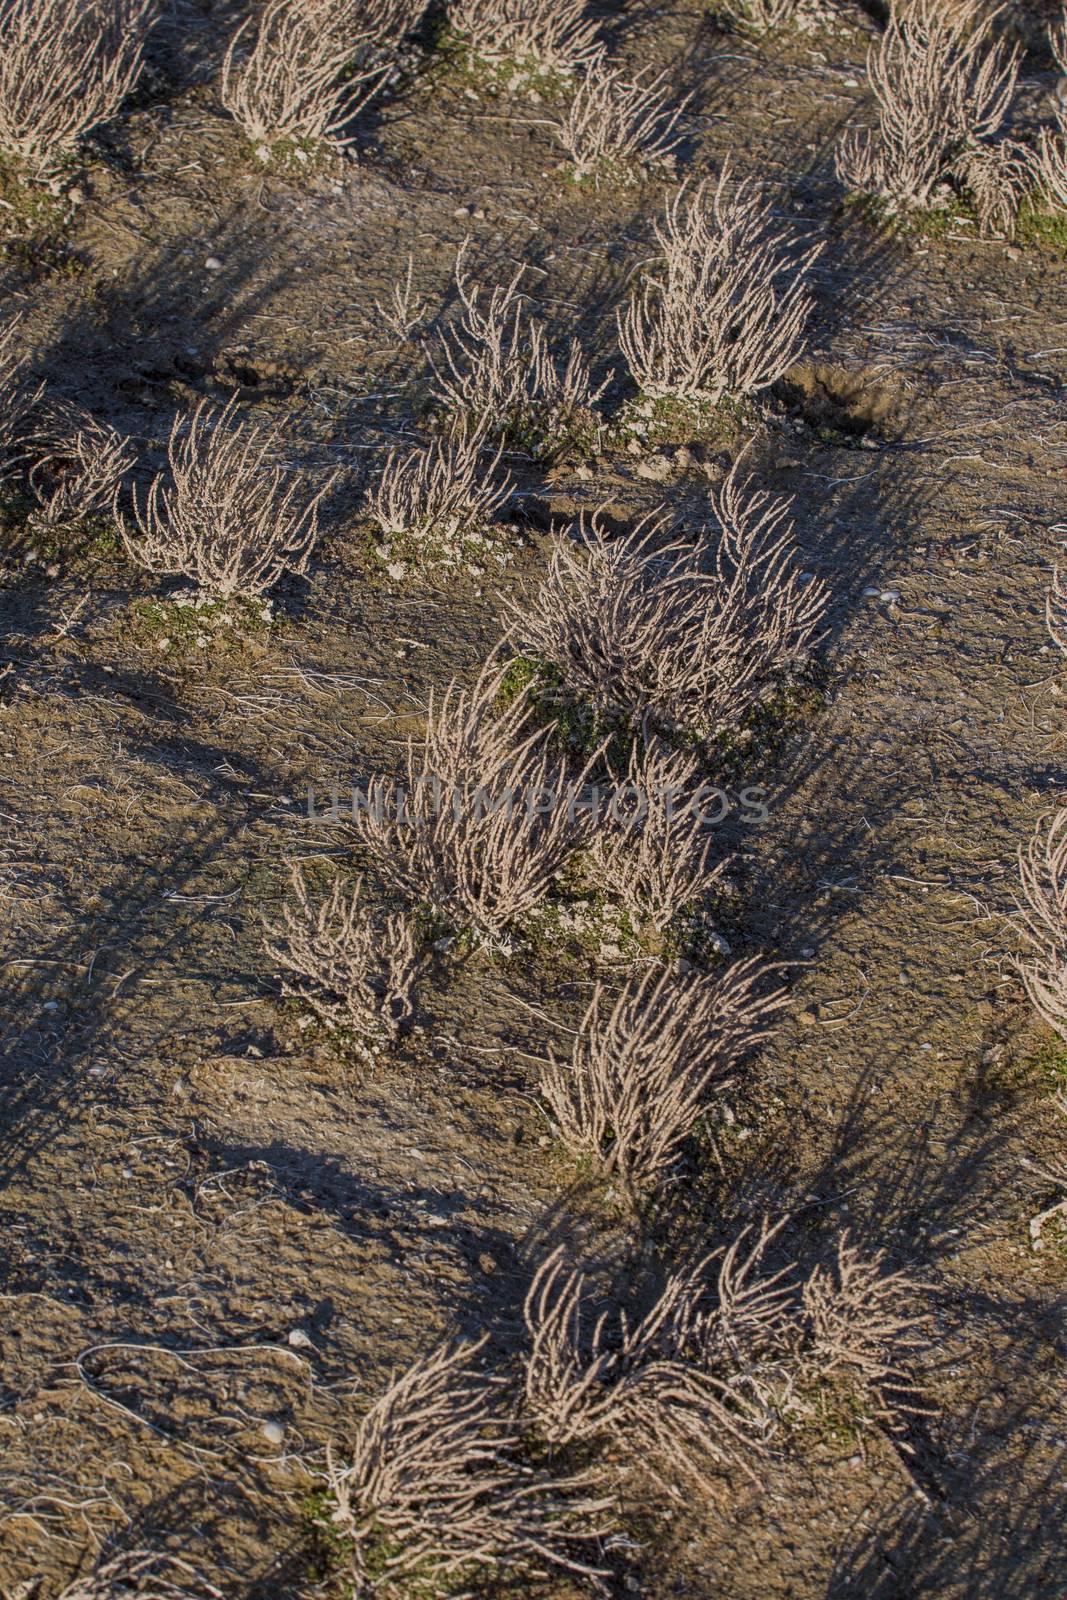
[354,655,599,944]
[323,1336,611,1596]
[263,864,421,1058]
[58,1549,224,1599]
[554,50,688,185]
[541,960,784,1193]
[117,395,333,599]
[0,0,157,175]
[508,469,827,741]
[617,167,821,404]
[1048,567,1067,656]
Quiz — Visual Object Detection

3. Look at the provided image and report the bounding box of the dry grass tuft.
[1017,808,1067,1042]
[618,167,821,404]
[1048,567,1067,657]
[26,407,134,536]
[117,395,333,600]
[523,1245,774,1497]
[524,1224,927,1499]
[263,864,421,1058]
[0,317,43,482]
[508,468,827,742]
[368,421,513,570]
[221,0,423,153]
[541,960,785,1194]
[588,737,730,934]
[354,655,600,945]
[447,0,601,74]
[554,50,688,185]
[0,0,157,176]
[429,246,608,460]
[836,0,1024,231]
[1036,9,1067,212]
[323,1336,611,1596]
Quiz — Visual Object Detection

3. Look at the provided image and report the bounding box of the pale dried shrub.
[1022,1088,1067,1246]
[0,317,42,482]
[507,470,827,742]
[1048,567,1067,656]
[524,1225,927,1500]
[554,50,688,185]
[836,0,1021,218]
[618,168,821,405]
[718,0,833,36]
[368,423,514,569]
[322,1336,611,1597]
[263,863,420,1057]
[221,0,423,151]
[58,1550,223,1599]
[354,656,599,945]
[447,0,601,73]
[117,395,333,600]
[589,738,729,934]
[429,247,608,460]
[26,408,134,535]
[1016,808,1067,1042]
[798,1234,929,1420]
[0,0,157,176]
[523,1246,773,1497]
[541,960,784,1194]
[951,134,1036,236]
[375,253,429,341]
[1035,9,1067,210]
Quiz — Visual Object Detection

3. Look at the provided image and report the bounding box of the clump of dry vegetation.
[1016,807,1067,1042]
[554,51,688,185]
[1048,565,1067,655]
[836,0,1029,235]
[221,0,424,155]
[508,472,827,743]
[523,1225,927,1499]
[588,737,730,935]
[716,0,829,39]
[58,1550,223,1599]
[0,0,157,176]
[429,249,608,461]
[117,395,333,601]
[541,960,784,1194]
[446,0,601,75]
[353,656,600,946]
[1035,9,1067,213]
[25,407,134,537]
[368,422,513,570]
[263,864,422,1059]
[321,1336,611,1597]
[617,168,821,408]
[0,318,42,482]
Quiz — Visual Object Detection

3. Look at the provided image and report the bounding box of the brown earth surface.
[1,1,1065,1596]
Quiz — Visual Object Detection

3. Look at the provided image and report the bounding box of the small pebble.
[288,1328,313,1349]
[261,1419,285,1445]
[204,256,223,271]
